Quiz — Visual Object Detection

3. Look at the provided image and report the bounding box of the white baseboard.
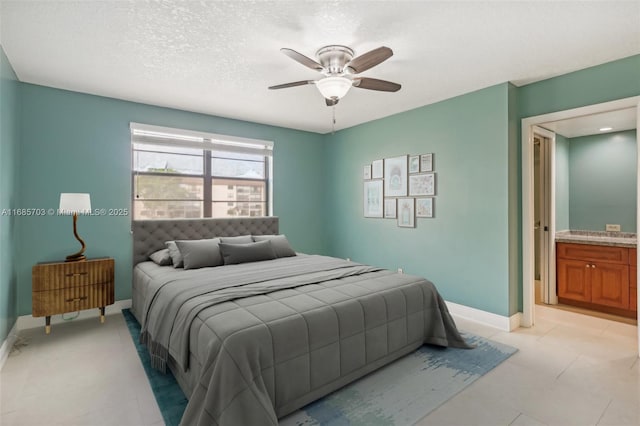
[16,299,132,331]
[509,312,523,331]
[0,321,18,372]
[446,300,522,332]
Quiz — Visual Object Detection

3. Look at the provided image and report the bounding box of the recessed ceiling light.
[599,127,613,132]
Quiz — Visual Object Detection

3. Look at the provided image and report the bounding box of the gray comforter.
[138,254,469,426]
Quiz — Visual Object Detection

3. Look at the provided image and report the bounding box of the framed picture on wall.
[416,197,434,218]
[363,180,383,218]
[384,198,397,218]
[420,153,433,172]
[363,164,372,180]
[409,155,420,173]
[409,172,435,196]
[372,159,384,179]
[384,155,408,197]
[397,198,415,228]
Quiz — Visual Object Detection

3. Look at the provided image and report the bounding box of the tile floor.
[1,305,638,426]
[0,314,163,426]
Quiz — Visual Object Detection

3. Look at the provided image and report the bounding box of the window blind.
[130,122,273,157]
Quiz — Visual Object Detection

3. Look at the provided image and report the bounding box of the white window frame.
[130,122,273,219]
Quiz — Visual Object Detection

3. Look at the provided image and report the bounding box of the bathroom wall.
[568,129,637,232]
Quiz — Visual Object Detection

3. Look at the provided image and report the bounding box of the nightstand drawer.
[32,282,115,317]
[32,258,114,291]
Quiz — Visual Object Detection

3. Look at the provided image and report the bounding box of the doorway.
[534,116,637,323]
[533,130,553,305]
[521,96,640,355]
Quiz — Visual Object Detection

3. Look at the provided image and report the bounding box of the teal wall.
[324,54,640,318]
[15,84,327,315]
[4,52,639,322]
[518,55,640,119]
[568,130,637,232]
[0,45,20,341]
[507,83,521,315]
[325,84,515,317]
[555,134,570,231]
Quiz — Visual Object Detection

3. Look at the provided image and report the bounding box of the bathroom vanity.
[556,231,637,318]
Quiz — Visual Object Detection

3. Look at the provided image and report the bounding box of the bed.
[131,217,469,426]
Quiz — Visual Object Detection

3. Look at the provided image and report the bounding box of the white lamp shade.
[59,193,91,214]
[316,76,352,99]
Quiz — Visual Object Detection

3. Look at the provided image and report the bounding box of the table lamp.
[59,193,91,262]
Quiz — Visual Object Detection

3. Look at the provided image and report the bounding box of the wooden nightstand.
[32,258,115,334]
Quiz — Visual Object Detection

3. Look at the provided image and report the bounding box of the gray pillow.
[252,235,296,258]
[175,238,223,270]
[219,240,277,265]
[149,248,172,266]
[219,235,253,245]
[165,241,184,268]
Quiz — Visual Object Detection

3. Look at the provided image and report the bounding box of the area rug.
[122,309,187,426]
[122,309,516,426]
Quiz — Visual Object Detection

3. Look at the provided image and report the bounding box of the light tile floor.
[0,314,163,426]
[419,306,639,426]
[1,306,638,426]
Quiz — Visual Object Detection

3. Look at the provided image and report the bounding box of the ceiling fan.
[269,45,401,106]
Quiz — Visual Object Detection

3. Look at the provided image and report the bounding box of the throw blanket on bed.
[139,255,469,426]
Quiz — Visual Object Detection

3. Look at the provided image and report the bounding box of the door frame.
[533,126,557,305]
[521,96,640,332]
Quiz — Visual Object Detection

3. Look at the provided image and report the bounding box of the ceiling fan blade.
[281,48,324,71]
[325,98,339,107]
[268,80,315,90]
[353,77,401,92]
[346,47,393,74]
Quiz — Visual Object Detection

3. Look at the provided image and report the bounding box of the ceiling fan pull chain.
[332,105,336,134]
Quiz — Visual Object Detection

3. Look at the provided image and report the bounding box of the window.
[131,123,272,220]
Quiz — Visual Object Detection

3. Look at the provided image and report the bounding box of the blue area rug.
[280,334,517,425]
[122,309,187,426]
[122,309,516,426]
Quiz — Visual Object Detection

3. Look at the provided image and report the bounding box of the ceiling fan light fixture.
[271,45,399,106]
[316,76,352,100]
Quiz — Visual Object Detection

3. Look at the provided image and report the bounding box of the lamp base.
[65,254,86,262]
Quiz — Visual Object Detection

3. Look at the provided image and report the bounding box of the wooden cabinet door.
[557,259,591,302]
[590,263,629,309]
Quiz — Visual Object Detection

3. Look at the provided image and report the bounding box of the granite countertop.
[555,230,637,248]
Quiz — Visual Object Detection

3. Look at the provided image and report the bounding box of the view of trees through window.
[132,143,269,220]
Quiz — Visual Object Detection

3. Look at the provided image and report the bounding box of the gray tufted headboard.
[132,217,279,265]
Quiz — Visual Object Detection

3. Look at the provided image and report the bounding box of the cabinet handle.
[66,296,88,303]
[65,272,88,277]
[586,264,590,268]
[592,264,596,268]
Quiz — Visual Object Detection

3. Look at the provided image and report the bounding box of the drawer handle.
[66,296,88,303]
[65,272,88,277]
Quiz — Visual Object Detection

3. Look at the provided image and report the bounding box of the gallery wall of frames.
[363,153,435,228]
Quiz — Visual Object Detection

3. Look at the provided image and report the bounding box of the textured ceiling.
[1,1,639,134]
